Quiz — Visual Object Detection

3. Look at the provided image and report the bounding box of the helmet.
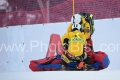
[71,14,82,24]
[72,23,81,31]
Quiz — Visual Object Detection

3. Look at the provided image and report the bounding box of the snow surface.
[0,71,120,80]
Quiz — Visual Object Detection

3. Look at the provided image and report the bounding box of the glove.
[63,43,68,50]
[63,38,69,50]
[77,62,95,71]
[77,62,85,69]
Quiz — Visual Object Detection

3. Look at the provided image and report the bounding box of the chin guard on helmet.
[72,23,81,31]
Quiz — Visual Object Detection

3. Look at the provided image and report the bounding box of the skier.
[61,16,110,70]
[61,21,93,70]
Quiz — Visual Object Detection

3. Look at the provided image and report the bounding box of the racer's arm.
[61,33,69,47]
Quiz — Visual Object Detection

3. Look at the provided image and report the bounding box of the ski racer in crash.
[61,14,110,70]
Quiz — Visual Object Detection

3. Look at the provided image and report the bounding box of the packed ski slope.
[0,71,120,80]
[0,18,120,80]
